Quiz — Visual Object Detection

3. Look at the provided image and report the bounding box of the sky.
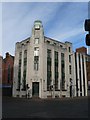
[0,1,90,57]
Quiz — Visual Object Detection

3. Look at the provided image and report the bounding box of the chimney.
[6,52,9,58]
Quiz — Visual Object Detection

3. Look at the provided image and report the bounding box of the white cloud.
[1,2,88,56]
[2,2,62,56]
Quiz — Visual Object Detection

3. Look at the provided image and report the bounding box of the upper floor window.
[34,56,39,71]
[55,51,58,60]
[61,53,64,62]
[19,52,22,59]
[69,47,71,52]
[18,52,22,65]
[34,47,39,56]
[34,24,40,30]
[24,50,27,58]
[47,49,51,58]
[34,38,39,44]
[24,50,27,67]
[69,55,71,63]
[69,65,71,74]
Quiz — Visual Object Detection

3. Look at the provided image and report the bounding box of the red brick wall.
[76,47,87,54]
[2,53,14,86]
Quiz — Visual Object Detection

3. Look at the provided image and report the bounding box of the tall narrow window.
[47,49,52,90]
[22,50,27,90]
[54,51,58,90]
[69,47,71,52]
[17,52,22,90]
[61,53,65,90]
[69,65,71,74]
[34,47,39,71]
[69,55,71,63]
[34,56,39,71]
[34,47,39,56]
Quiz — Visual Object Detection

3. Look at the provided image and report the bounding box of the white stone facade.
[13,20,87,98]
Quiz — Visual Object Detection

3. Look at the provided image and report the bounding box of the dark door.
[32,82,39,97]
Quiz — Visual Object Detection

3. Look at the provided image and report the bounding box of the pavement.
[2,96,89,119]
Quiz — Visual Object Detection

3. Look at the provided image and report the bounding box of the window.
[34,47,39,71]
[34,38,39,44]
[61,53,64,61]
[17,52,22,90]
[35,24,40,30]
[47,49,51,58]
[47,49,52,90]
[22,70,26,90]
[34,47,39,56]
[47,41,50,44]
[34,56,39,71]
[60,45,63,47]
[69,55,71,63]
[19,52,22,59]
[24,50,27,58]
[69,47,71,52]
[69,65,71,74]
[55,51,58,60]
[54,51,58,90]
[22,50,27,90]
[24,50,27,67]
[61,53,65,90]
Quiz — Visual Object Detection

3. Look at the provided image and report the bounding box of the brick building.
[76,47,87,54]
[2,52,14,96]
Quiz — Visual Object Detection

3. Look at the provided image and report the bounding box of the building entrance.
[32,82,39,97]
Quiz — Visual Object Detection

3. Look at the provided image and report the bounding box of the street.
[2,96,89,119]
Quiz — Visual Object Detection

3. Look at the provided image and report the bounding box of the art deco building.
[13,20,87,98]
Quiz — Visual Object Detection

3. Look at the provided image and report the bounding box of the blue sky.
[1,2,89,57]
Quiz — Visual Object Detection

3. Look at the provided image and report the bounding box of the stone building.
[13,20,87,98]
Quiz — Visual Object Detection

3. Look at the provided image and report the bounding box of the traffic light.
[84,19,90,46]
[86,34,90,46]
[85,19,90,31]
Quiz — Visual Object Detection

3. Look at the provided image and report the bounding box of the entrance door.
[32,82,39,97]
